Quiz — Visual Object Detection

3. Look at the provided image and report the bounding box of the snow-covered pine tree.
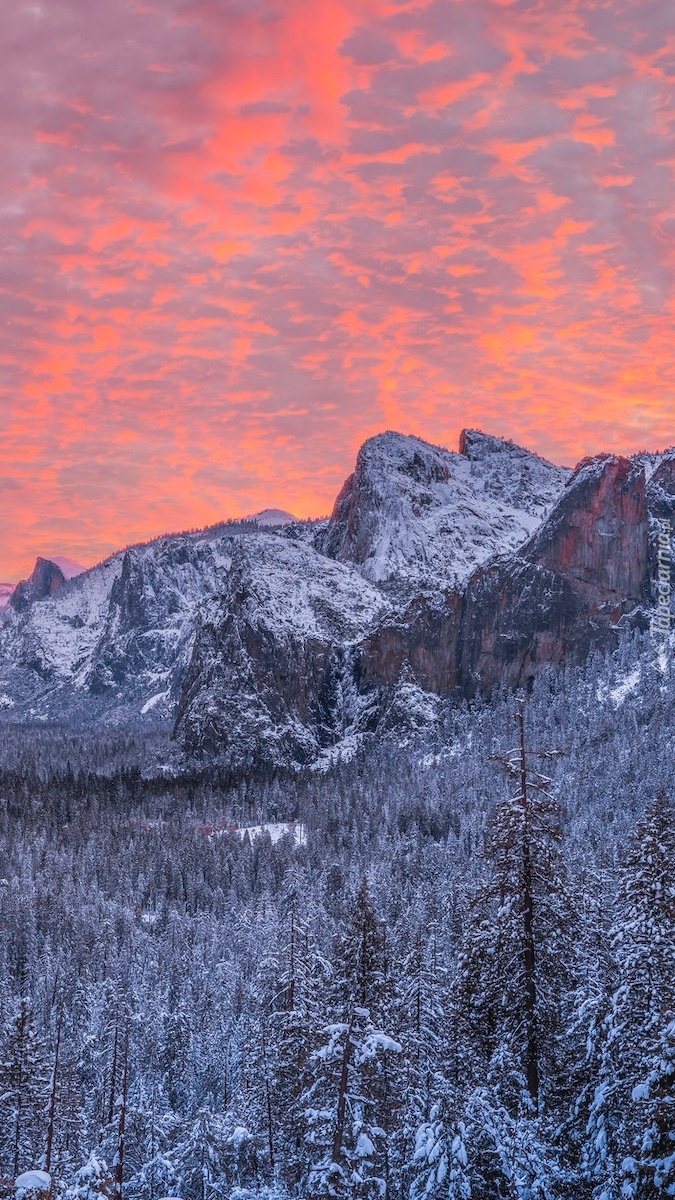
[630,1016,675,1197]
[64,1153,115,1200]
[159,976,193,1119]
[304,880,404,1199]
[399,917,467,1199]
[582,791,675,1198]
[0,997,49,1178]
[266,887,328,1192]
[172,1109,229,1200]
[457,703,577,1112]
[455,703,579,1195]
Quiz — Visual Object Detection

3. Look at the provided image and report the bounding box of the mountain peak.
[317,429,568,593]
[241,508,298,527]
[10,557,67,612]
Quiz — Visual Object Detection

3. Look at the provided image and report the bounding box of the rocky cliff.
[11,557,66,612]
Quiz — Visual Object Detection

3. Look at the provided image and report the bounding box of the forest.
[0,629,673,1200]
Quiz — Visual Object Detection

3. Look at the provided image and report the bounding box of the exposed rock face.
[523,455,648,605]
[355,593,462,696]
[353,454,650,704]
[11,558,66,612]
[85,539,225,695]
[457,558,623,699]
[173,538,387,766]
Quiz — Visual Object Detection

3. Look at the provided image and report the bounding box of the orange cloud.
[0,0,674,580]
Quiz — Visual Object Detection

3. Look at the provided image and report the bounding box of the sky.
[1,0,675,580]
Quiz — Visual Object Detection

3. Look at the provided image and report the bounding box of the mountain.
[316,429,569,595]
[10,557,68,612]
[50,555,87,579]
[0,583,13,609]
[0,429,670,767]
[241,508,298,527]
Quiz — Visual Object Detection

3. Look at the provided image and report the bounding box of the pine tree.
[582,792,675,1198]
[457,704,577,1114]
[0,998,49,1178]
[267,895,328,1191]
[631,1017,675,1197]
[64,1154,115,1200]
[172,1109,229,1200]
[304,881,404,1199]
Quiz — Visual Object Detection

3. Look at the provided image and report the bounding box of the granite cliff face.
[174,538,386,766]
[453,454,650,697]
[11,557,66,612]
[346,452,651,705]
[0,430,668,767]
[523,455,648,604]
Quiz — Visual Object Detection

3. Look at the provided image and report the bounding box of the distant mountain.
[10,557,68,612]
[50,555,86,579]
[0,429,671,769]
[242,508,298,527]
[3,554,86,613]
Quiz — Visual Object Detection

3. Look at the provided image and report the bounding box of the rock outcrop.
[352,454,650,704]
[173,538,387,766]
[454,453,649,698]
[11,558,66,612]
[522,455,648,605]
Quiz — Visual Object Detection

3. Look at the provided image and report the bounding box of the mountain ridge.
[0,428,671,768]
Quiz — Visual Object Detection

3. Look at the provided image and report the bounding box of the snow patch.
[141,690,170,714]
[238,822,307,846]
[597,666,642,706]
[15,1172,51,1196]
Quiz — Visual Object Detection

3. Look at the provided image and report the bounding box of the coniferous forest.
[0,632,674,1200]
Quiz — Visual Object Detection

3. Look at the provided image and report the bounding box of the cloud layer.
[1,0,674,577]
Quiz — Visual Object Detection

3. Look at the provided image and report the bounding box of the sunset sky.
[1,0,674,580]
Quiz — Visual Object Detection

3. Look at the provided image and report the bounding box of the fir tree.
[0,998,49,1178]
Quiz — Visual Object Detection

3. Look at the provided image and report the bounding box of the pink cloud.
[1,0,674,578]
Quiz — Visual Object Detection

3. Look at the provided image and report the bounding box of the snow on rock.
[0,429,662,771]
[173,535,389,765]
[241,507,298,526]
[316,429,569,595]
[15,1172,51,1197]
[0,530,239,722]
[141,690,170,714]
[0,582,14,608]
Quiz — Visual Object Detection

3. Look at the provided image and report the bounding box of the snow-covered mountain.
[0,429,672,767]
[316,429,569,595]
[241,508,298,527]
[49,555,86,579]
